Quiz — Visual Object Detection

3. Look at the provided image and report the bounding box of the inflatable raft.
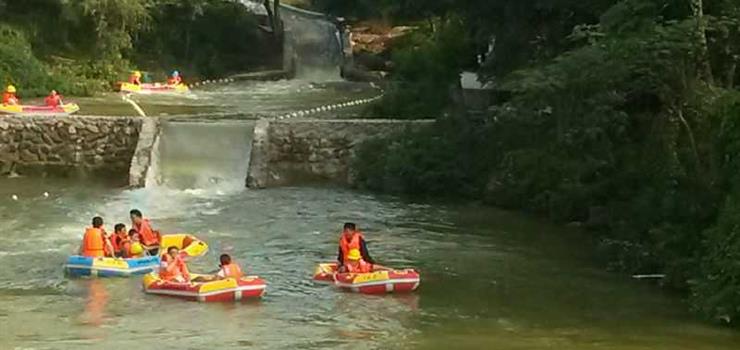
[143,273,267,302]
[159,234,208,258]
[64,255,160,277]
[0,103,80,116]
[313,262,421,294]
[118,82,189,94]
[64,234,207,278]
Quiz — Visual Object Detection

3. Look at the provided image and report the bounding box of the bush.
[0,25,60,97]
[368,18,475,118]
[694,196,740,325]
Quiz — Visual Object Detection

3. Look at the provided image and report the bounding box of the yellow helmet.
[133,71,142,78]
[6,85,16,93]
[347,249,362,261]
[130,242,144,255]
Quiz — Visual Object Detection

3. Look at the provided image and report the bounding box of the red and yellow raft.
[0,103,80,116]
[118,82,189,94]
[143,273,266,302]
[313,262,421,294]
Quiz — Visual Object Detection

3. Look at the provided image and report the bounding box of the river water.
[2,79,739,349]
[0,175,738,349]
[54,79,378,117]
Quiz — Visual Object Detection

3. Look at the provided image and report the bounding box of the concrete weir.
[1,115,431,188]
[128,118,159,187]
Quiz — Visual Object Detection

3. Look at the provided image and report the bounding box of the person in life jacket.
[130,209,161,255]
[337,222,374,267]
[159,246,190,282]
[108,223,130,258]
[339,249,374,273]
[129,71,142,85]
[192,253,244,282]
[79,216,114,258]
[2,85,20,105]
[128,231,147,258]
[167,70,182,85]
[216,254,243,279]
[44,90,63,107]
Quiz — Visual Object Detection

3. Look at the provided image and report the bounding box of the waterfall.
[144,120,255,192]
[238,0,344,79]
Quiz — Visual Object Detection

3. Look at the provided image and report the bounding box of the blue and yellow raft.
[64,234,208,278]
[64,255,160,277]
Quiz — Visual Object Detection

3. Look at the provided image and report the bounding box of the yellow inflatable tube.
[159,234,208,258]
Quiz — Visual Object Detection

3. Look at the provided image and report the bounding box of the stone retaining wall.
[0,115,141,177]
[247,118,432,188]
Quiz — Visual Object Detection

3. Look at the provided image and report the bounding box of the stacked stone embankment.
[247,118,432,188]
[0,115,141,177]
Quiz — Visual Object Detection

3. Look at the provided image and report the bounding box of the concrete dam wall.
[0,115,430,188]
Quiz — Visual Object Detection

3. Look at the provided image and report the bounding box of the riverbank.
[0,1,280,98]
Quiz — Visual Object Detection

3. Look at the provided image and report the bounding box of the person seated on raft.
[337,222,374,268]
[129,71,142,85]
[128,231,148,258]
[109,223,129,258]
[44,90,63,107]
[159,246,190,283]
[2,85,20,105]
[129,209,161,256]
[167,70,182,85]
[338,249,387,274]
[79,216,114,258]
[192,254,244,282]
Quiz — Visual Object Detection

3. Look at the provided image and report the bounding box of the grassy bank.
[0,0,279,98]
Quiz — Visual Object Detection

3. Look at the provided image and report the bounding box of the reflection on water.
[0,177,738,349]
[81,280,108,330]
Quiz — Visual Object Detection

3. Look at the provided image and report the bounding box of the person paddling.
[79,216,114,258]
[129,71,142,85]
[159,246,189,282]
[167,70,182,85]
[129,209,161,256]
[337,222,374,267]
[44,90,63,107]
[2,85,20,105]
[192,253,244,282]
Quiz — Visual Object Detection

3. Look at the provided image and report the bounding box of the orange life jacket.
[168,76,182,85]
[159,254,189,282]
[129,76,141,85]
[2,92,19,105]
[346,259,373,274]
[110,234,129,255]
[44,94,61,107]
[220,263,243,279]
[339,232,364,263]
[135,219,159,246]
[82,227,105,257]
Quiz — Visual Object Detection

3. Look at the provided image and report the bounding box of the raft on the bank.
[313,262,421,294]
[142,273,267,302]
[159,233,208,258]
[0,103,80,116]
[118,82,189,94]
[64,255,160,277]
